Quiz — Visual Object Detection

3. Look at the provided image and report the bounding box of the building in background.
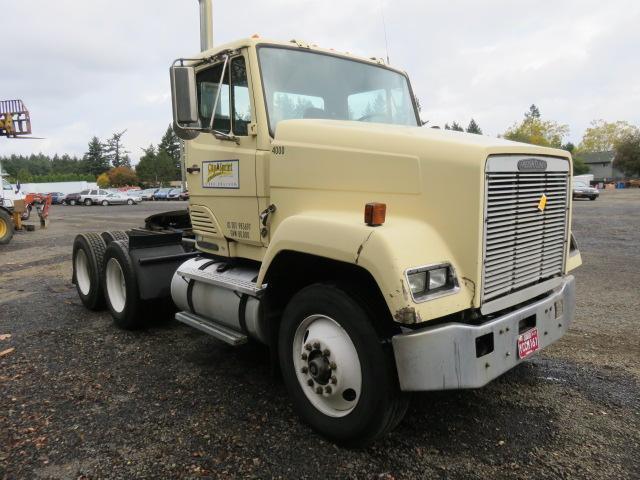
[581,151,624,182]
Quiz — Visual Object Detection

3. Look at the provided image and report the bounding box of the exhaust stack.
[197,0,213,51]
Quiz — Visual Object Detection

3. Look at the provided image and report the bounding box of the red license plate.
[517,327,539,359]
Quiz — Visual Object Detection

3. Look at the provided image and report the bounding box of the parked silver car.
[99,192,138,206]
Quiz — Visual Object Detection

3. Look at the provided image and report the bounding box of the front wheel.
[279,284,407,446]
[84,198,92,206]
[69,199,76,206]
[102,200,109,206]
[0,209,15,245]
[127,199,133,205]
[589,196,597,201]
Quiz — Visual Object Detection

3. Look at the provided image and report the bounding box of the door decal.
[202,160,240,189]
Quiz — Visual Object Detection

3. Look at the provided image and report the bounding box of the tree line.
[0,125,182,187]
[437,105,640,176]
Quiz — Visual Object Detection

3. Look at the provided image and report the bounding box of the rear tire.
[103,240,145,329]
[69,199,76,206]
[589,196,596,201]
[0,209,15,245]
[279,284,407,446]
[127,199,133,205]
[72,232,107,310]
[101,230,129,245]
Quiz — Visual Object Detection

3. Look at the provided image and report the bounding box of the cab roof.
[189,37,406,75]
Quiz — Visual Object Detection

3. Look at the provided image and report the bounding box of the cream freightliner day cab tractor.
[71,0,582,445]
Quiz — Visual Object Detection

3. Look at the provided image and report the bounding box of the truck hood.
[271,119,572,311]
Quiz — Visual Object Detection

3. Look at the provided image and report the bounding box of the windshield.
[258,47,419,135]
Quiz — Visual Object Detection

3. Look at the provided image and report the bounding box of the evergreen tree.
[525,104,541,120]
[158,125,181,176]
[466,118,483,135]
[103,130,131,168]
[450,121,464,132]
[82,136,109,176]
[136,144,176,186]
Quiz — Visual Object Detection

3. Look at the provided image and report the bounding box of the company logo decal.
[537,193,548,211]
[518,158,548,171]
[202,160,239,189]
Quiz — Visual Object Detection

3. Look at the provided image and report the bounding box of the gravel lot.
[1,192,639,479]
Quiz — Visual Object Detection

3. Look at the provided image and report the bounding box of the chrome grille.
[483,170,569,302]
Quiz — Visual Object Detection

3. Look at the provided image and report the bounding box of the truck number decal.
[202,160,240,189]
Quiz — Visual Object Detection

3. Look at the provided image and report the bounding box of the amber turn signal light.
[364,203,386,226]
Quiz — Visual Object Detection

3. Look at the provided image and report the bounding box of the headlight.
[406,263,459,302]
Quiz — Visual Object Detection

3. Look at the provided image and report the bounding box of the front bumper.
[392,275,575,391]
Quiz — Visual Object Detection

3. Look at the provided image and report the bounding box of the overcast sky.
[2,0,639,162]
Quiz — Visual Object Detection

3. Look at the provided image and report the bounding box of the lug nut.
[330,362,337,370]
[301,366,308,374]
[325,386,332,394]
[307,379,314,386]
[301,353,308,360]
[323,348,330,357]
[305,344,312,351]
[313,342,320,350]
[316,386,323,394]
[330,376,337,385]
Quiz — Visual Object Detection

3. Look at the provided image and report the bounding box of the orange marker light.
[364,203,386,226]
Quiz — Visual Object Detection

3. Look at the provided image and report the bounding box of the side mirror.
[170,66,200,140]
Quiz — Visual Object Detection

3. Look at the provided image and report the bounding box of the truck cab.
[73,35,581,445]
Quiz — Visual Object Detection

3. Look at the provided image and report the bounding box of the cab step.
[175,311,247,346]
[176,264,265,297]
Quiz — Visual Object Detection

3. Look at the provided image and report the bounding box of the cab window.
[196,56,251,136]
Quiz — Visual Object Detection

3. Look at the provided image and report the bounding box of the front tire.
[127,199,133,205]
[0,209,15,245]
[69,199,76,206]
[72,233,107,310]
[101,200,109,206]
[84,198,92,206]
[279,284,407,446]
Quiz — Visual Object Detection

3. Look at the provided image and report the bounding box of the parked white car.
[79,188,112,206]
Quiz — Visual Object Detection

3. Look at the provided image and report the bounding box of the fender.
[258,213,475,324]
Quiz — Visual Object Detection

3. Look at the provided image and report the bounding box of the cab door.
[186,52,261,257]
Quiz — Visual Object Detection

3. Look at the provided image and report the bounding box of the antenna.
[379,0,390,64]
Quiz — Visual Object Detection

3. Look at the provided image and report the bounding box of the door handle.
[186,164,200,174]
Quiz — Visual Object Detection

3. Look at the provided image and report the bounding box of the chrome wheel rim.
[293,314,362,417]
[105,258,126,313]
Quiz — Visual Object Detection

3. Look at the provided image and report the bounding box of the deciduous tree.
[503,106,568,148]
[614,132,640,176]
[578,120,639,153]
[107,166,138,187]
